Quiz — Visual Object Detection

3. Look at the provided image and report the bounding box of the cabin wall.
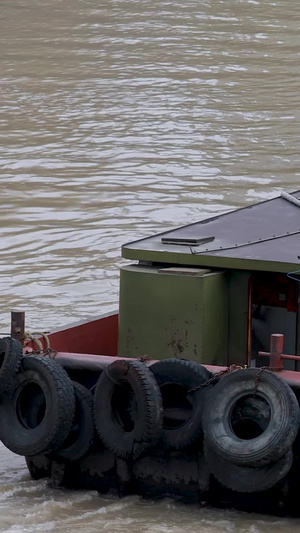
[227,271,250,366]
[118,264,228,365]
[118,264,300,369]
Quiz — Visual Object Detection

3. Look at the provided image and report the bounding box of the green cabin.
[118,191,300,369]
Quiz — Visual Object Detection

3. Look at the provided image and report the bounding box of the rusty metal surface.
[10,311,25,343]
[258,333,300,370]
[53,352,136,371]
[122,190,300,272]
[268,333,283,368]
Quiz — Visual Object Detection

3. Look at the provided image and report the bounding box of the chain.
[187,365,244,394]
[264,367,283,372]
[253,365,283,395]
[253,367,264,394]
[41,348,57,359]
[24,347,58,359]
[138,355,150,362]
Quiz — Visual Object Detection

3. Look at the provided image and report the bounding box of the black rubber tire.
[203,368,300,467]
[0,337,23,395]
[0,356,75,456]
[204,439,293,493]
[150,358,213,449]
[133,448,210,498]
[94,359,163,459]
[53,381,94,461]
[25,456,51,480]
[132,449,201,501]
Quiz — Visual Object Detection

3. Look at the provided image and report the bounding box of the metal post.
[11,311,25,344]
[269,333,284,368]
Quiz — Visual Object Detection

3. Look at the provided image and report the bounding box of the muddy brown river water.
[1,0,300,530]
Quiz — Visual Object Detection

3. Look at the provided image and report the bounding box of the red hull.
[25,311,119,356]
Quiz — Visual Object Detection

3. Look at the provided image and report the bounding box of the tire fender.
[204,439,293,493]
[0,356,75,456]
[0,337,23,395]
[150,358,213,449]
[203,368,300,467]
[94,359,163,459]
[54,381,94,462]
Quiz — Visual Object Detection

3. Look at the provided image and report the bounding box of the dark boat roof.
[122,190,300,273]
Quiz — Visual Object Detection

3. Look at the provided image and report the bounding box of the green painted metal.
[118,264,229,365]
[121,246,299,275]
[122,191,300,274]
[227,271,251,366]
[119,194,300,366]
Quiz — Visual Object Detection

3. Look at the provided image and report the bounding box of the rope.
[24,332,43,351]
[23,331,54,357]
[30,332,51,349]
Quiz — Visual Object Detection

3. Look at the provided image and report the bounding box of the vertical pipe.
[10,311,25,344]
[269,333,283,368]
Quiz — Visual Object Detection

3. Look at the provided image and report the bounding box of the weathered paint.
[118,264,228,364]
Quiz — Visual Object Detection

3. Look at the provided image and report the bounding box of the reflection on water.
[0,0,300,531]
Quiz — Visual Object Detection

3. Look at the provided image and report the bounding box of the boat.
[2,189,300,516]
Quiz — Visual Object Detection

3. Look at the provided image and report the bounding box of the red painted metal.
[25,312,119,356]
[281,354,300,361]
[258,333,300,370]
[269,333,284,368]
[23,351,300,389]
